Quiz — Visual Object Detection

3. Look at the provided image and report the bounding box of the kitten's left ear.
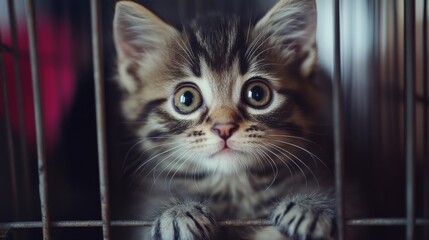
[255,0,317,77]
[113,1,178,61]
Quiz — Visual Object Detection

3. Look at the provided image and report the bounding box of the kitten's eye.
[242,80,272,108]
[174,85,203,114]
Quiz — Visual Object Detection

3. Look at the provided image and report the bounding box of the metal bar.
[0,220,271,228]
[333,0,345,239]
[0,24,20,220]
[347,218,429,226]
[90,0,111,239]
[404,0,416,239]
[1,218,429,229]
[393,0,399,84]
[24,0,51,239]
[423,2,429,240]
[8,0,32,220]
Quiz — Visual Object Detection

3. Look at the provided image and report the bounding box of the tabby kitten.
[113,0,335,239]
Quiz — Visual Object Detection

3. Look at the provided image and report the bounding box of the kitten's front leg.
[151,201,219,240]
[270,192,336,240]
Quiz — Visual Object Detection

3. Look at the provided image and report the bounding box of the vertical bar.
[333,0,345,239]
[0,23,19,219]
[404,0,416,239]
[8,0,32,218]
[393,0,399,90]
[90,0,111,239]
[24,0,51,239]
[423,0,429,239]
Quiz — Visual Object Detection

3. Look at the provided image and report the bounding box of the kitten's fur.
[113,0,336,239]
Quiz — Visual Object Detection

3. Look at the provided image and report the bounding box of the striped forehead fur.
[185,15,248,75]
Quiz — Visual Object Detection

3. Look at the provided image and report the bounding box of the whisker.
[181,28,199,64]
[158,149,191,182]
[253,145,278,191]
[264,132,320,147]
[245,31,270,62]
[265,142,320,189]
[176,38,198,68]
[271,139,328,171]
[256,144,284,191]
[264,142,308,188]
[121,137,178,178]
[257,143,294,183]
[250,149,266,171]
[122,141,181,176]
[191,151,204,192]
[133,143,187,178]
[163,44,195,69]
[167,150,199,196]
[164,148,197,194]
[150,145,189,182]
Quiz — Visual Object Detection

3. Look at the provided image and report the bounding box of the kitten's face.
[114,0,322,174]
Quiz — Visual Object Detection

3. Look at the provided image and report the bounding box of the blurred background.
[0,0,428,239]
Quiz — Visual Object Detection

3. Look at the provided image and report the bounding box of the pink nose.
[211,122,238,140]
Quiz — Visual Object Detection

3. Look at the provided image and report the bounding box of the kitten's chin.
[210,147,236,157]
[204,150,254,174]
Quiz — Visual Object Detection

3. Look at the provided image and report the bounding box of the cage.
[0,0,428,239]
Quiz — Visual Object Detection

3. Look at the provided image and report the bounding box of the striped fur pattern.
[114,0,335,239]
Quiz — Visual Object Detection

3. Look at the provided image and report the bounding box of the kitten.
[113,0,336,239]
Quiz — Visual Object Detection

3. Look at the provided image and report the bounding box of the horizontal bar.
[2,218,429,229]
[347,218,429,226]
[0,220,270,229]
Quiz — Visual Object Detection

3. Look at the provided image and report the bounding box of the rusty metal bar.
[404,0,416,239]
[0,21,20,220]
[0,220,268,228]
[24,0,51,239]
[1,218,429,229]
[90,0,111,239]
[8,0,32,219]
[333,0,345,239]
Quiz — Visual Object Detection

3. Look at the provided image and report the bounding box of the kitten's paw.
[270,194,336,240]
[151,202,218,240]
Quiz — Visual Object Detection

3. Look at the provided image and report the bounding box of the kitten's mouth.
[213,147,233,157]
[212,141,238,156]
[220,146,231,153]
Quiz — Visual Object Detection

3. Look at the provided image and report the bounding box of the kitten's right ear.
[254,0,317,78]
[114,1,177,61]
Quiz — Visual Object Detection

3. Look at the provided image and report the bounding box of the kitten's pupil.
[180,91,194,106]
[248,86,264,102]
